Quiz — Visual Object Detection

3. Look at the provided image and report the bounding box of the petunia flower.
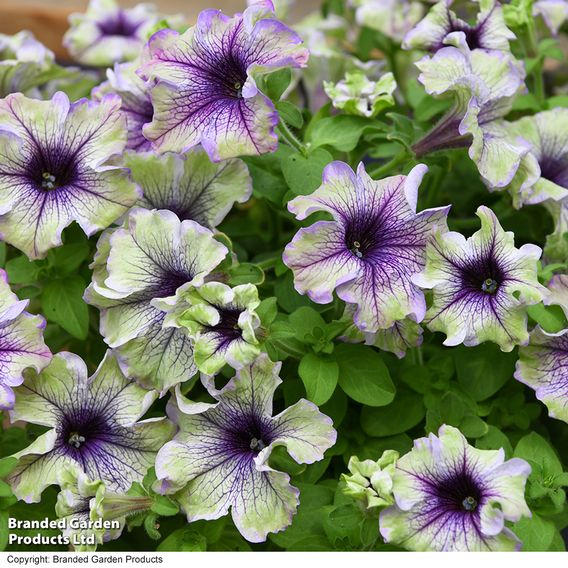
[64,0,184,67]
[0,31,55,97]
[0,91,139,260]
[340,306,423,359]
[7,351,175,503]
[499,108,568,208]
[0,269,51,410]
[165,282,261,375]
[379,425,532,551]
[403,0,515,53]
[84,207,227,393]
[515,326,568,424]
[283,162,449,334]
[413,206,547,351]
[412,43,526,189]
[342,451,399,510]
[140,1,309,161]
[124,149,252,228]
[533,0,568,35]
[155,354,336,542]
[349,0,424,42]
[323,71,396,118]
[55,467,123,551]
[92,61,154,152]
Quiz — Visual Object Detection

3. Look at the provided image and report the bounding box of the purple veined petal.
[140,3,308,160]
[284,161,450,332]
[0,92,139,260]
[155,354,336,542]
[7,351,175,503]
[379,424,531,551]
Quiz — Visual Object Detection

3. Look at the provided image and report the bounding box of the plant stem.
[526,20,545,105]
[276,121,307,156]
[369,151,409,178]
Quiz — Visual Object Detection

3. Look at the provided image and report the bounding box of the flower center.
[249,437,266,452]
[209,308,243,341]
[481,278,498,294]
[68,432,86,449]
[462,496,478,511]
[351,240,363,258]
[538,155,568,189]
[97,11,140,37]
[41,172,57,191]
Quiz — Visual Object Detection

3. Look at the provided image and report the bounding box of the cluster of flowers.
[0,0,567,552]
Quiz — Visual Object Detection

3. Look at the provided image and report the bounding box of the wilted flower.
[379,425,531,551]
[92,61,153,152]
[0,269,51,410]
[284,162,449,333]
[324,71,396,117]
[7,352,174,503]
[342,451,398,509]
[340,306,423,359]
[501,108,568,208]
[533,0,568,35]
[403,0,515,53]
[125,149,252,228]
[64,0,183,67]
[0,92,139,259]
[56,467,123,551]
[84,208,228,393]
[140,1,309,161]
[516,326,568,424]
[155,355,336,542]
[166,282,261,375]
[412,43,526,189]
[413,206,547,351]
[350,0,424,42]
[0,31,55,97]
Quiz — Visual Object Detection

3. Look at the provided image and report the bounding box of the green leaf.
[334,344,395,407]
[0,510,8,551]
[323,504,363,547]
[298,353,339,405]
[5,256,40,285]
[458,415,488,438]
[360,388,425,437]
[227,263,265,286]
[276,100,304,129]
[41,276,89,340]
[309,115,381,151]
[527,303,568,333]
[0,457,18,478]
[256,297,278,327]
[288,306,326,342]
[263,68,292,101]
[150,495,179,517]
[268,446,306,476]
[157,527,207,551]
[514,513,556,551]
[454,343,516,401]
[48,242,90,275]
[515,432,563,476]
[0,482,11,498]
[143,513,161,540]
[282,148,333,196]
[476,425,513,456]
[0,243,6,268]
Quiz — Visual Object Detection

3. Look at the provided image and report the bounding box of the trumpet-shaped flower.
[64,0,183,67]
[7,351,174,503]
[155,355,336,542]
[379,425,531,551]
[412,44,526,189]
[125,149,252,228]
[140,1,309,161]
[283,162,449,333]
[0,92,139,259]
[413,206,547,351]
[403,0,515,53]
[0,269,51,410]
[84,208,228,393]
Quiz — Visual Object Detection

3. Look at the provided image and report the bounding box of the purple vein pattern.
[0,268,51,410]
[84,208,228,393]
[283,161,449,334]
[140,0,309,161]
[413,205,547,351]
[379,425,531,551]
[7,351,175,503]
[0,91,139,260]
[155,354,336,542]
